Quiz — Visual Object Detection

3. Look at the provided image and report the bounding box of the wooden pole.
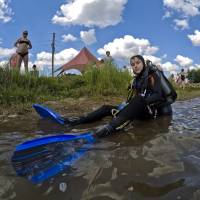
[51,33,55,77]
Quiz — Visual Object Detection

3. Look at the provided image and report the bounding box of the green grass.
[0,63,200,109]
[0,64,132,107]
[82,63,131,96]
[175,84,200,100]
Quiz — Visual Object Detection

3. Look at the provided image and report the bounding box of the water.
[0,98,200,200]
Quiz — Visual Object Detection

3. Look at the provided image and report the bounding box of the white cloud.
[175,55,193,67]
[195,64,200,69]
[63,69,82,75]
[143,55,162,65]
[80,29,96,45]
[174,19,189,30]
[97,35,159,62]
[0,0,13,23]
[162,54,168,59]
[34,48,79,69]
[0,60,8,66]
[96,35,198,75]
[52,0,127,28]
[18,61,35,72]
[188,30,200,46]
[0,47,15,58]
[170,70,178,75]
[62,34,77,42]
[162,61,179,72]
[163,0,200,17]
[0,60,34,72]
[189,64,200,70]
[189,65,197,70]
[187,64,200,71]
[162,10,172,19]
[163,0,200,30]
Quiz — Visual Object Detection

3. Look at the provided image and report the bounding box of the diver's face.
[130,57,144,75]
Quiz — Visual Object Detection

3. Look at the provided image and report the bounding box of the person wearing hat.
[14,31,32,72]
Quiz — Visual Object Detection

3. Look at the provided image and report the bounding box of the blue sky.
[0,0,200,75]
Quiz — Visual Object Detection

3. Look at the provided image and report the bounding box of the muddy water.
[0,98,200,200]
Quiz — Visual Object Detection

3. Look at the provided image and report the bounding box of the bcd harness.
[110,61,177,129]
[114,61,177,118]
[128,61,177,114]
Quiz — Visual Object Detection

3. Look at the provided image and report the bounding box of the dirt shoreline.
[0,96,123,124]
[0,95,200,124]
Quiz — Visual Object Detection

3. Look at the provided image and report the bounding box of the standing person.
[30,64,39,77]
[103,51,113,64]
[63,55,177,137]
[14,30,32,73]
[179,68,186,89]
[169,73,175,83]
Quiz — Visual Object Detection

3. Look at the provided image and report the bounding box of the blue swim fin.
[12,132,95,184]
[15,132,94,152]
[33,104,65,125]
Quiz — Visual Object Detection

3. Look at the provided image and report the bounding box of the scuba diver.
[64,55,177,137]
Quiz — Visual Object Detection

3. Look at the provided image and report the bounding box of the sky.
[0,0,200,76]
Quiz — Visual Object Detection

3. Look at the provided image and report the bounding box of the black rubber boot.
[64,117,86,126]
[94,124,114,138]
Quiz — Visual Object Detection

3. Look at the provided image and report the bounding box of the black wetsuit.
[65,67,172,137]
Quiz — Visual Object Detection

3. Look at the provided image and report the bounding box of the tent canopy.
[56,47,99,74]
[63,69,82,75]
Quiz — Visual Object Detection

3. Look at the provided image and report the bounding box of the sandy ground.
[0,96,124,128]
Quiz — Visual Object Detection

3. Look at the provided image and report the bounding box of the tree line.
[187,69,200,83]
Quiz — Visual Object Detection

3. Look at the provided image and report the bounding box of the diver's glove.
[94,124,114,138]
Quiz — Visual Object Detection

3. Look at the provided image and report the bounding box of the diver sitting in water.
[64,55,177,137]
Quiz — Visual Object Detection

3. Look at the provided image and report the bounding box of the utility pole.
[51,33,55,77]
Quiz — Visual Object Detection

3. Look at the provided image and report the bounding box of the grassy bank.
[0,64,200,115]
[0,64,131,107]
[175,84,200,100]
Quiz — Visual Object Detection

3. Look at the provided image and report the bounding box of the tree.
[187,69,200,83]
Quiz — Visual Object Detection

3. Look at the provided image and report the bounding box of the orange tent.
[56,47,99,75]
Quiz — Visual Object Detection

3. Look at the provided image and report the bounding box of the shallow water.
[0,98,200,200]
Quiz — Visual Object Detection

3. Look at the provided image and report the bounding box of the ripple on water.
[0,98,200,200]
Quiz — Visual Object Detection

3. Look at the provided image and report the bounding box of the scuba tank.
[146,60,177,105]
